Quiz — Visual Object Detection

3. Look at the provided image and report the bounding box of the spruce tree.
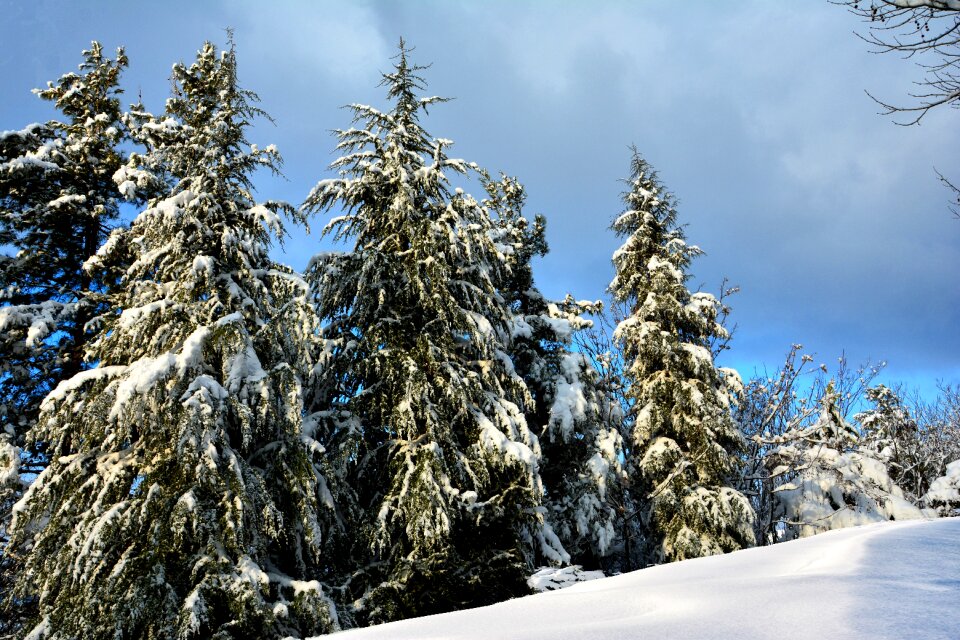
[481,171,626,571]
[0,41,129,496]
[8,41,340,639]
[0,43,131,633]
[767,383,922,539]
[303,42,559,623]
[855,384,928,501]
[609,149,755,564]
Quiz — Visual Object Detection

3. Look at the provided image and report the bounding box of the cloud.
[229,0,390,87]
[2,0,957,392]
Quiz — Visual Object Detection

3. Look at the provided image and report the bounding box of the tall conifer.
[1,44,131,632]
[303,42,559,623]
[481,172,626,570]
[9,42,340,639]
[609,150,755,563]
[0,42,129,503]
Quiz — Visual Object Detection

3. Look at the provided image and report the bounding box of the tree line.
[0,38,958,639]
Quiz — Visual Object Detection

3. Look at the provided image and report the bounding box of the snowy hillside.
[327,519,960,640]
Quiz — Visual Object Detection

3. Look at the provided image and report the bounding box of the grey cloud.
[2,0,956,393]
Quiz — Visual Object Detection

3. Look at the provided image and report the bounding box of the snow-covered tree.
[0,41,129,493]
[609,150,755,564]
[766,382,923,540]
[8,41,340,639]
[922,459,960,516]
[855,384,929,502]
[0,43,131,633]
[302,42,561,624]
[912,383,960,494]
[481,171,626,571]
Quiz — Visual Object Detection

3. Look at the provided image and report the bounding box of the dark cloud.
[3,0,957,393]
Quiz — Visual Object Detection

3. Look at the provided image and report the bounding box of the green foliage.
[0,42,132,636]
[480,171,627,570]
[610,149,755,563]
[303,42,550,623]
[0,41,129,458]
[7,41,337,639]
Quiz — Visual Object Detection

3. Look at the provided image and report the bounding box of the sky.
[2,0,958,397]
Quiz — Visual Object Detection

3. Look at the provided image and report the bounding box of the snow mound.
[924,460,960,516]
[325,518,960,640]
[526,565,605,592]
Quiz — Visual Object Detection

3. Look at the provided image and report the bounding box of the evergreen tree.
[921,459,960,517]
[609,149,755,564]
[0,42,130,634]
[8,41,340,639]
[303,42,559,624]
[481,172,626,571]
[766,383,923,540]
[855,384,928,501]
[0,41,129,487]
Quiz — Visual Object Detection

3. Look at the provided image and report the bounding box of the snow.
[475,412,535,468]
[117,299,179,330]
[0,438,20,487]
[41,365,126,410]
[548,354,594,440]
[0,300,72,348]
[48,193,86,208]
[924,460,960,515]
[325,518,960,640]
[236,555,270,587]
[108,326,210,420]
[526,565,605,592]
[772,445,924,538]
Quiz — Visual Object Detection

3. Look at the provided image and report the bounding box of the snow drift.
[326,518,960,640]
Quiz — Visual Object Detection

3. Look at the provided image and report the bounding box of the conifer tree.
[0,42,129,504]
[481,172,626,570]
[8,41,340,639]
[609,149,755,564]
[0,43,131,633]
[303,42,560,623]
[766,383,922,539]
[855,384,928,501]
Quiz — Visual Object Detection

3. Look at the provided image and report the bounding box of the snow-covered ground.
[327,518,960,640]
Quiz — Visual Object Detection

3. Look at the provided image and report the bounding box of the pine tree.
[0,43,130,634]
[8,41,340,639]
[303,42,559,624]
[481,171,626,571]
[609,149,755,564]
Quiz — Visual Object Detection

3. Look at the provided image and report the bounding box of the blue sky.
[2,0,958,396]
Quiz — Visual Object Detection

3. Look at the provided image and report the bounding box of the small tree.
[8,41,340,639]
[738,349,894,543]
[922,459,960,515]
[609,149,755,564]
[766,381,924,540]
[855,384,930,501]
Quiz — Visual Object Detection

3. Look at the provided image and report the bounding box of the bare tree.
[837,0,960,211]
[911,382,960,476]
